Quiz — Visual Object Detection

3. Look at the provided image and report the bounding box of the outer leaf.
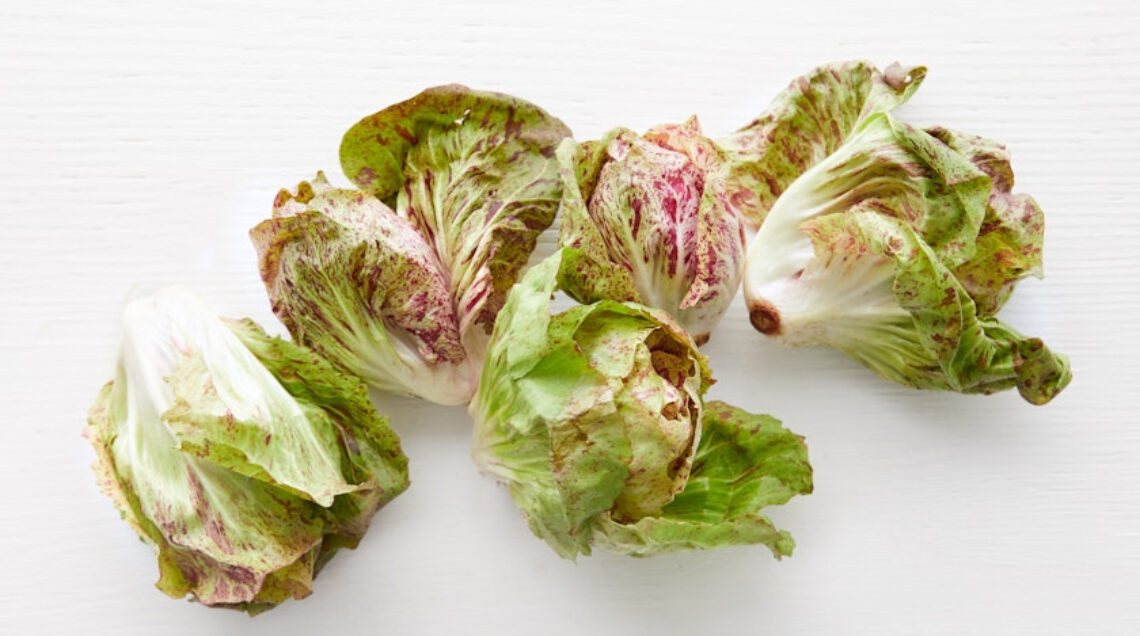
[927,126,1045,316]
[592,401,812,557]
[663,401,812,519]
[251,173,476,404]
[802,210,1071,402]
[85,289,408,611]
[721,60,926,226]
[749,113,989,271]
[556,135,642,306]
[340,84,571,340]
[469,253,602,558]
[592,513,793,558]
[558,116,746,344]
[646,118,748,332]
[226,317,410,540]
[162,350,357,506]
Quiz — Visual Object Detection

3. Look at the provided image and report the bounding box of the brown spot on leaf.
[393,124,417,144]
[503,107,522,139]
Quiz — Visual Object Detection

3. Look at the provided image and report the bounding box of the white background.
[2,1,1138,634]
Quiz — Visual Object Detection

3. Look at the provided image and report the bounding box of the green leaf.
[470,253,597,558]
[225,317,410,539]
[721,60,926,226]
[927,126,1045,317]
[803,210,1071,401]
[592,401,811,557]
[664,401,812,518]
[592,513,795,558]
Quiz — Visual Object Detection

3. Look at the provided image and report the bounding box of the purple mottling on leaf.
[356,167,377,186]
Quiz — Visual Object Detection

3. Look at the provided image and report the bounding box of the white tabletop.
[2,1,1137,634]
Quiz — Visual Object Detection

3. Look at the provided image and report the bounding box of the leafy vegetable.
[557,117,747,345]
[252,85,571,404]
[85,289,408,612]
[732,61,1071,404]
[470,250,812,558]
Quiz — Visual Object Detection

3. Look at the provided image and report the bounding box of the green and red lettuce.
[86,289,408,612]
[730,61,1070,404]
[252,85,571,404]
[557,117,746,345]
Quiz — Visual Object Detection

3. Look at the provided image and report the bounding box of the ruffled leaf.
[721,60,926,226]
[592,401,812,557]
[928,127,1045,316]
[801,210,1071,400]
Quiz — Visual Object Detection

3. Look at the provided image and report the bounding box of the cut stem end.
[748,301,782,336]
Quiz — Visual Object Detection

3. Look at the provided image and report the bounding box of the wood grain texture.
[2,1,1138,634]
